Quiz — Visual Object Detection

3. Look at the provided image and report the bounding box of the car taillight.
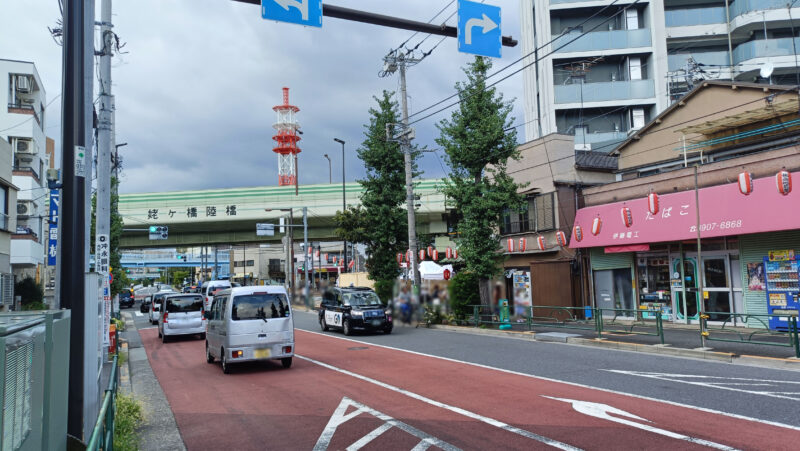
[283,346,292,354]
[163,312,168,323]
[232,350,243,358]
[201,309,205,320]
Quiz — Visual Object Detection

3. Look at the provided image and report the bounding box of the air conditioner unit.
[17,201,34,216]
[15,75,31,93]
[21,98,35,104]
[13,138,36,157]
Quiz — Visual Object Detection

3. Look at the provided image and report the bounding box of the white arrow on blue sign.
[457,0,501,58]
[262,0,322,28]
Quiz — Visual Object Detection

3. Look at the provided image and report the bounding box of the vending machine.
[763,254,800,330]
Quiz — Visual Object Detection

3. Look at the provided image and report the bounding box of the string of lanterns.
[396,246,460,265]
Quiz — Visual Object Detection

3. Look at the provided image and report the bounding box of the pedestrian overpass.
[119,179,450,248]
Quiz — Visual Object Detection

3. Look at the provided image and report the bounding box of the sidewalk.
[119,311,186,451]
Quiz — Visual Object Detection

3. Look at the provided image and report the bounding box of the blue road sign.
[48,189,59,266]
[262,0,322,28]
[457,0,501,58]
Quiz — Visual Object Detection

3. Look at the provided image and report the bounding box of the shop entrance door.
[593,268,634,313]
[672,257,700,321]
[702,256,734,323]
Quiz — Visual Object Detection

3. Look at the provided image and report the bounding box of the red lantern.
[443,269,451,280]
[536,236,546,251]
[573,225,583,242]
[427,246,433,257]
[621,206,633,228]
[446,247,453,259]
[323,253,328,262]
[396,253,403,265]
[738,172,754,195]
[556,230,567,246]
[591,217,602,236]
[432,249,439,261]
[332,256,337,265]
[776,170,792,195]
[519,238,527,252]
[507,238,515,253]
[647,192,659,215]
[314,249,320,258]
[348,259,355,270]
[453,249,459,260]
[419,249,426,261]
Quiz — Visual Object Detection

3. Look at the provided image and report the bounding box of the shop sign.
[768,250,795,261]
[769,293,788,306]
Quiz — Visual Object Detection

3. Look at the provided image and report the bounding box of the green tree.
[15,276,45,310]
[91,177,130,296]
[448,271,480,319]
[436,56,524,307]
[334,91,413,303]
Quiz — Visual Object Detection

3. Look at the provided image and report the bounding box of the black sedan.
[140,296,152,313]
[119,291,135,309]
[318,287,392,335]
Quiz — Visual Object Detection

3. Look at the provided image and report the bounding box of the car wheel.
[206,342,214,363]
[221,348,230,374]
[199,332,206,340]
[384,327,392,335]
[281,357,292,369]
[158,328,162,338]
[343,319,352,336]
[320,316,329,331]
[161,332,168,343]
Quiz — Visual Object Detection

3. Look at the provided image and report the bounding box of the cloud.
[1,0,525,194]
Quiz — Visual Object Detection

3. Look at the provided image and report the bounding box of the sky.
[0,0,526,195]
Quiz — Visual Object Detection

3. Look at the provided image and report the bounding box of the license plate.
[254,348,271,358]
[371,320,382,326]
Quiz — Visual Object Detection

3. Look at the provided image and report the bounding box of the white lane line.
[604,370,800,401]
[297,355,581,451]
[134,311,143,317]
[296,329,800,432]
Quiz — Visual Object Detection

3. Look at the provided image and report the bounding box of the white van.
[202,280,232,311]
[158,293,207,342]
[205,286,294,374]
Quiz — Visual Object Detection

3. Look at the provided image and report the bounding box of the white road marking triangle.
[313,397,461,451]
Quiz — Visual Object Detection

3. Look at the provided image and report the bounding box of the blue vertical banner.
[47,189,59,266]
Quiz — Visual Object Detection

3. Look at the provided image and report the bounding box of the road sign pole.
[303,207,309,306]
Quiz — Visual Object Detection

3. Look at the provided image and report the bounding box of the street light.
[334,138,347,272]
[323,154,331,184]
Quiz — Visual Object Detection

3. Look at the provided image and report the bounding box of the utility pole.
[334,138,346,272]
[59,0,91,440]
[96,0,114,364]
[303,207,309,306]
[382,51,422,293]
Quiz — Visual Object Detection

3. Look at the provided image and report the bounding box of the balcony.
[665,7,726,27]
[552,28,651,54]
[12,165,40,182]
[7,102,41,126]
[575,130,629,149]
[554,79,655,104]
[668,51,730,71]
[734,38,800,65]
[732,0,793,17]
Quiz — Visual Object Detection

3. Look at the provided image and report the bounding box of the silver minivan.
[158,294,207,343]
[205,286,294,374]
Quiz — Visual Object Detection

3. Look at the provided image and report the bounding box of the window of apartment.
[234,260,255,268]
[533,192,556,231]
[500,192,556,234]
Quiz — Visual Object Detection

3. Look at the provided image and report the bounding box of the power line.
[0,94,62,133]
[407,0,626,122]
[408,0,637,126]
[390,0,456,55]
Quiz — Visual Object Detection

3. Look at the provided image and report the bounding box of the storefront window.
[637,256,672,304]
[703,258,728,288]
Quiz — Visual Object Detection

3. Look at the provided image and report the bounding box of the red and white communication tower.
[272,87,301,187]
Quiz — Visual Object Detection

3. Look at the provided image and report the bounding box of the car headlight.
[385,310,392,316]
[351,310,363,317]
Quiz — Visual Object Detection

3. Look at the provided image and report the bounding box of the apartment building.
[520,0,800,150]
[0,138,18,309]
[0,59,48,281]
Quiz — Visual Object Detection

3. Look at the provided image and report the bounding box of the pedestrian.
[397,285,412,325]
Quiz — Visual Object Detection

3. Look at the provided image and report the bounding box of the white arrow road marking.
[543,397,739,451]
[313,397,460,451]
[464,13,498,45]
[298,355,582,450]
[604,370,800,401]
[274,0,309,21]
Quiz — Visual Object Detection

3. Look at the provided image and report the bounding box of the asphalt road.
[125,305,800,450]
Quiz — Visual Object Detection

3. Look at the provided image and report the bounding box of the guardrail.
[700,312,800,358]
[595,308,666,344]
[86,329,120,450]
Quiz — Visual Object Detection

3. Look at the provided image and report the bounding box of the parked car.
[134,286,158,301]
[202,280,232,311]
[205,286,294,374]
[319,287,392,335]
[150,291,178,324]
[158,293,207,342]
[119,291,135,309]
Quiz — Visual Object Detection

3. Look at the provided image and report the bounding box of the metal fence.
[86,330,120,450]
[700,312,800,358]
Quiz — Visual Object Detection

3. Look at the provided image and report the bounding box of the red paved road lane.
[140,328,799,450]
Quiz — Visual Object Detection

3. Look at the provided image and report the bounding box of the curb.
[428,324,798,367]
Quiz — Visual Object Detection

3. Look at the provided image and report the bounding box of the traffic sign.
[262,0,322,28]
[457,0,501,58]
[256,223,275,236]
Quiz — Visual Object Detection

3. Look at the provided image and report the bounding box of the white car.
[158,293,207,343]
[149,291,178,324]
[202,280,232,311]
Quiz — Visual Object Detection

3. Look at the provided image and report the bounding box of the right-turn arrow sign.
[457,0,502,58]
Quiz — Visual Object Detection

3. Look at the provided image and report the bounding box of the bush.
[373,279,394,305]
[14,276,44,309]
[449,271,480,318]
[114,392,144,451]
